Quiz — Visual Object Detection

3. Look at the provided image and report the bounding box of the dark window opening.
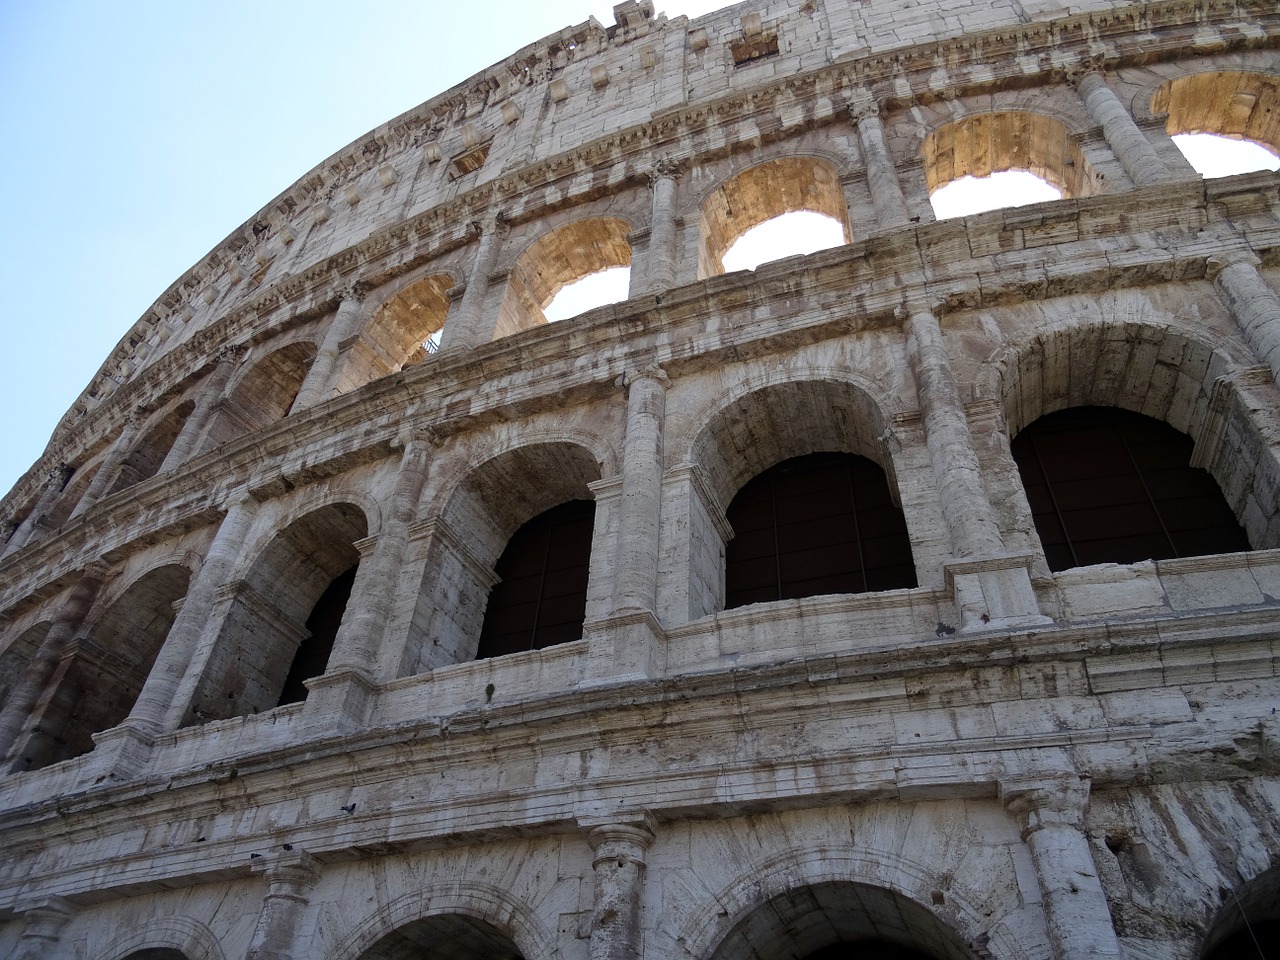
[1011,406,1251,572]
[450,143,491,179]
[731,33,780,65]
[725,452,917,610]
[278,564,357,705]
[477,499,595,660]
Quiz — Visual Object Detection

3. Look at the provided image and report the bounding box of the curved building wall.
[1,1,1279,958]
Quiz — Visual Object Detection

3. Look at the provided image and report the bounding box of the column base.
[579,610,666,686]
[85,720,158,783]
[944,554,1052,632]
[301,667,379,732]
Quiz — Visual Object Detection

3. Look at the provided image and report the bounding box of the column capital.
[215,341,248,366]
[848,90,883,123]
[584,816,657,866]
[620,363,668,388]
[648,155,682,184]
[1064,56,1107,89]
[336,280,368,304]
[1206,249,1262,280]
[256,848,322,892]
[471,213,509,237]
[1001,775,1090,834]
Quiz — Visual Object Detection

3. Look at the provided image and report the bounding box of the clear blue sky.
[0,0,726,500]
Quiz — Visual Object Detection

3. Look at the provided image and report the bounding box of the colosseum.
[2,0,1279,957]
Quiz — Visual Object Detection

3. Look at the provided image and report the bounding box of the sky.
[0,0,729,501]
[0,3,1273,502]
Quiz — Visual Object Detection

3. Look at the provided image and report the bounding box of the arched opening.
[725,452,916,609]
[15,564,190,771]
[354,913,525,960]
[698,157,852,278]
[200,341,316,449]
[707,881,975,960]
[720,210,847,272]
[476,498,595,658]
[1201,864,1280,959]
[1153,71,1280,177]
[496,218,631,337]
[690,379,913,614]
[1011,407,1250,571]
[121,951,191,960]
[109,400,196,494]
[923,112,1092,219]
[999,319,1280,558]
[361,274,453,376]
[402,442,602,676]
[186,502,366,723]
[543,266,630,321]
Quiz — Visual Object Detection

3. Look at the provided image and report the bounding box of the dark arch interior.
[123,950,190,960]
[1011,406,1250,571]
[804,943,940,960]
[725,452,916,609]
[708,881,974,960]
[476,499,595,659]
[1202,864,1280,959]
[355,913,525,960]
[278,563,358,705]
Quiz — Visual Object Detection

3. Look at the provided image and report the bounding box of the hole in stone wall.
[542,266,631,322]
[1011,406,1250,571]
[699,157,852,278]
[720,211,845,272]
[1172,132,1279,178]
[922,111,1092,219]
[277,564,357,705]
[929,170,1061,220]
[476,499,595,659]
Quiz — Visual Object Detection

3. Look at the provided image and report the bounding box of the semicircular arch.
[683,370,900,513]
[679,845,1027,960]
[324,880,560,960]
[94,916,226,960]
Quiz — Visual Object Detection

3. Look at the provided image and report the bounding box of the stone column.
[2,464,72,557]
[11,898,73,960]
[0,564,106,765]
[291,285,366,413]
[439,215,506,351]
[159,344,243,473]
[614,368,667,614]
[245,850,321,960]
[305,429,437,724]
[851,92,910,229]
[1002,777,1123,960]
[126,491,259,734]
[902,302,1003,557]
[585,819,656,960]
[644,158,681,294]
[1208,251,1280,384]
[1072,66,1169,188]
[69,409,145,520]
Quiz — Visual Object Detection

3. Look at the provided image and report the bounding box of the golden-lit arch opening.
[1152,71,1280,177]
[698,157,852,278]
[495,217,632,338]
[924,111,1093,219]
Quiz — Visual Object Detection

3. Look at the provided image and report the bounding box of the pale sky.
[0,1,729,500]
[0,3,1271,501]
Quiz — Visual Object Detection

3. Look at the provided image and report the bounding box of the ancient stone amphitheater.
[2,0,1279,957]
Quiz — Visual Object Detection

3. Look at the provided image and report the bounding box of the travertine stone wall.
[1,0,1279,958]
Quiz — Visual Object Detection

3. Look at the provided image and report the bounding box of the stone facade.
[1,1,1279,958]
